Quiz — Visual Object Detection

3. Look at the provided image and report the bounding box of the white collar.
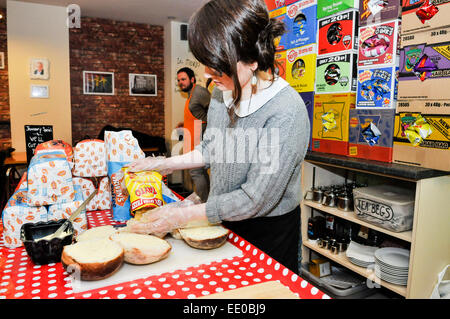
[222,77,290,117]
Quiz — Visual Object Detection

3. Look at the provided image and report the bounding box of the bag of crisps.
[123,168,165,220]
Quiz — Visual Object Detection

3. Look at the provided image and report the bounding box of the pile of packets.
[266,0,449,171]
[1,131,180,249]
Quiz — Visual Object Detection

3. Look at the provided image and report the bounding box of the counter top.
[305,151,449,181]
[0,210,328,300]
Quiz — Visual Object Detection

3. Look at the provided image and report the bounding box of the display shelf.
[303,241,408,297]
[303,200,413,243]
[305,151,449,181]
[301,160,450,298]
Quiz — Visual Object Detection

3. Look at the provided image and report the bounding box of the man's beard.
[181,82,194,93]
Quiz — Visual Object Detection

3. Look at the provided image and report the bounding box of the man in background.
[176,67,211,202]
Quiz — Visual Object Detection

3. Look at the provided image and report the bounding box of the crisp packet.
[123,168,164,220]
[362,122,382,146]
[322,111,337,132]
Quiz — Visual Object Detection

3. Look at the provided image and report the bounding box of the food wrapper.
[72,177,112,211]
[123,169,164,219]
[401,114,433,146]
[26,150,75,207]
[416,0,439,24]
[34,140,74,170]
[321,111,337,132]
[72,139,108,177]
[1,189,48,248]
[362,122,382,146]
[105,130,145,221]
[48,184,88,237]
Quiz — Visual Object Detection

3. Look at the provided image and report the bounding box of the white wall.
[7,0,72,152]
[164,20,206,185]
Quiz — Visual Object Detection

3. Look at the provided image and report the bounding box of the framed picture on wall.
[30,58,49,80]
[30,84,49,98]
[83,71,114,95]
[129,73,157,96]
[0,52,4,69]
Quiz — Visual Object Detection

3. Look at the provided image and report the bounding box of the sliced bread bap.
[61,238,124,281]
[76,225,117,242]
[110,232,172,265]
[179,225,230,250]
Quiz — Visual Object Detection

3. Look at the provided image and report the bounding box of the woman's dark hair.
[188,0,286,124]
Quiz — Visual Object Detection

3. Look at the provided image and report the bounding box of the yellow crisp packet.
[122,168,164,219]
[405,130,422,147]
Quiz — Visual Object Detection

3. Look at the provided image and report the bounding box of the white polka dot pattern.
[0,210,327,299]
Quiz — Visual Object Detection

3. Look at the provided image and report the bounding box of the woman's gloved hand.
[126,156,174,175]
[124,201,207,236]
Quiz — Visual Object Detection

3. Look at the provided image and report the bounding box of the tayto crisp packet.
[358,19,401,67]
[315,52,358,94]
[359,0,402,26]
[318,9,359,56]
[123,169,164,219]
[356,66,399,108]
[286,43,317,92]
[285,0,317,50]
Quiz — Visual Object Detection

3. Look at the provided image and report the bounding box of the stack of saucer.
[374,247,410,286]
[346,241,378,268]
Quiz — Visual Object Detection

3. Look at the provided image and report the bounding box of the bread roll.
[76,225,117,242]
[61,239,124,281]
[179,225,230,250]
[110,233,171,265]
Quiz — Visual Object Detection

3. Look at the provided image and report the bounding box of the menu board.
[24,125,53,163]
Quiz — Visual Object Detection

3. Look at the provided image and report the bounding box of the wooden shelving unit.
[303,240,407,297]
[303,200,413,243]
[300,152,450,299]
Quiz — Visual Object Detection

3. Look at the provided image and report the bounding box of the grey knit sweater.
[196,84,310,224]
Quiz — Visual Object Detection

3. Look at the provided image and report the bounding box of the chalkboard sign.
[25,125,53,163]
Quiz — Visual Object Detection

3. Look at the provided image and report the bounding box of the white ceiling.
[0,0,207,25]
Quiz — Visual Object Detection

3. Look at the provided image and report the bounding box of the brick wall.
[69,17,165,144]
[0,8,11,150]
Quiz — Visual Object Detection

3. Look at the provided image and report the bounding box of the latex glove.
[124,201,207,236]
[126,156,174,175]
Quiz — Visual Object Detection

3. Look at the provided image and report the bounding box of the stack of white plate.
[374,247,410,286]
[346,241,378,268]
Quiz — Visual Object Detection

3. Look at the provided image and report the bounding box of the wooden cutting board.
[198,281,299,299]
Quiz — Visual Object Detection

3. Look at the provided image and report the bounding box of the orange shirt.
[183,84,204,154]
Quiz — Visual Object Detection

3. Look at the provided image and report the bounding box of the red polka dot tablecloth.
[0,210,330,299]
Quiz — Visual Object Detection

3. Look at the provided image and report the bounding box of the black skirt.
[222,206,300,275]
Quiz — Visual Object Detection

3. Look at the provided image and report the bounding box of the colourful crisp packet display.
[317,9,359,56]
[105,130,145,221]
[286,43,317,92]
[356,66,398,108]
[48,185,88,237]
[1,190,48,248]
[72,139,107,177]
[315,52,358,94]
[72,177,112,211]
[285,0,317,50]
[26,150,75,207]
[358,20,400,68]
